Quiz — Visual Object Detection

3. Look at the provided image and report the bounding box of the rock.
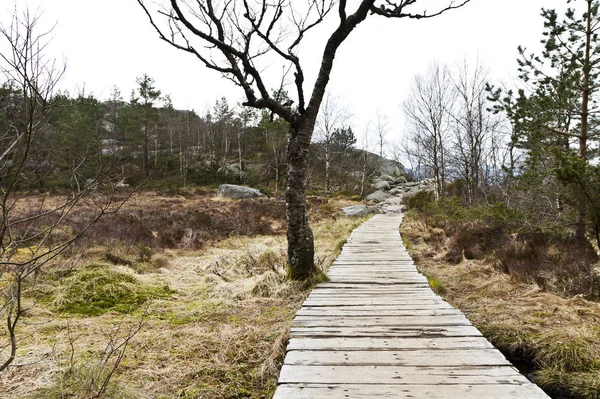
[115,180,129,189]
[394,175,408,184]
[218,163,246,179]
[374,181,391,191]
[405,182,419,188]
[341,205,381,217]
[217,184,266,199]
[377,174,396,183]
[389,188,404,196]
[365,190,393,203]
[379,159,404,176]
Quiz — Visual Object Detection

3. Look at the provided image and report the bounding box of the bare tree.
[0,8,122,371]
[316,93,351,193]
[371,111,389,160]
[358,128,379,196]
[403,61,453,199]
[137,0,470,279]
[451,58,501,204]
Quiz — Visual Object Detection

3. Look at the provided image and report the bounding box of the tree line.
[402,0,600,246]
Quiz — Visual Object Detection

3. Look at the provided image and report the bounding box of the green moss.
[427,275,447,296]
[54,264,174,316]
[311,271,330,285]
[335,238,347,251]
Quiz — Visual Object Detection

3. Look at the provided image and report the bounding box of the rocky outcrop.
[364,177,436,212]
[376,174,396,183]
[217,184,266,199]
[218,163,246,180]
[374,181,391,191]
[365,190,393,203]
[341,205,382,217]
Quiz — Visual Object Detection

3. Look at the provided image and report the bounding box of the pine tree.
[489,0,600,240]
[133,74,161,176]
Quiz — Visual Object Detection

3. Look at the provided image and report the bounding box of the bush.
[406,190,435,211]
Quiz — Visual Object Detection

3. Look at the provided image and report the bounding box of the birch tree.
[137,0,470,279]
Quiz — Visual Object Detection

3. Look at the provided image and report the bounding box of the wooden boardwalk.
[274,214,549,398]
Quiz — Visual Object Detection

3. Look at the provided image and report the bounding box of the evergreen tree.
[489,0,600,240]
[132,74,161,176]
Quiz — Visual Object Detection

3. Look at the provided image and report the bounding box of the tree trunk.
[143,119,149,176]
[325,139,331,194]
[286,124,315,280]
[575,0,592,241]
[238,128,243,183]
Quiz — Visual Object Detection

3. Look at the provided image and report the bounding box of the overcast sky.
[4,0,571,152]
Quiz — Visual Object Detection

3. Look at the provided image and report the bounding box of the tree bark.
[575,0,592,241]
[286,123,315,280]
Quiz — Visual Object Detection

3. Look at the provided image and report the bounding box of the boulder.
[405,182,419,188]
[218,163,246,179]
[394,175,408,185]
[217,184,266,199]
[365,190,393,203]
[377,174,396,183]
[341,205,381,217]
[379,159,404,176]
[374,181,391,191]
[389,188,404,196]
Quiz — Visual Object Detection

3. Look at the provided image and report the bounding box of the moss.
[335,238,347,252]
[311,271,330,285]
[54,263,174,316]
[426,275,447,296]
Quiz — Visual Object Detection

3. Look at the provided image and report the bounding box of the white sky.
[4,0,570,153]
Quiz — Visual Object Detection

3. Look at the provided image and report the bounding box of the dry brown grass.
[1,191,365,399]
[401,212,600,398]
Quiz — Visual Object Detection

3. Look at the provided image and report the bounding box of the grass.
[425,274,447,296]
[401,211,600,398]
[1,191,364,399]
[50,264,174,316]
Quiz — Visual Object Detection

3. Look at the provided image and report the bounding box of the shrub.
[257,250,280,272]
[405,190,435,211]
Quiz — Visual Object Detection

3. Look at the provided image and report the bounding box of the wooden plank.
[303,299,447,307]
[278,365,531,385]
[284,349,511,366]
[314,283,430,289]
[296,308,462,317]
[274,213,549,398]
[287,336,493,350]
[290,326,483,338]
[326,279,428,285]
[292,316,472,328]
[308,290,434,295]
[306,293,441,299]
[273,384,550,399]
